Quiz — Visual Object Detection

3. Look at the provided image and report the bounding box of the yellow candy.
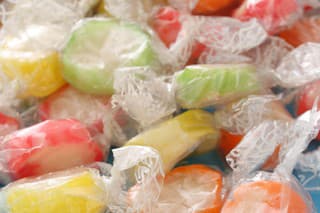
[125,110,219,173]
[0,39,65,98]
[4,169,108,213]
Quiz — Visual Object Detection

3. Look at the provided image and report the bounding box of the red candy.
[296,80,320,116]
[0,112,19,137]
[296,80,320,140]
[1,119,104,179]
[38,85,109,133]
[233,0,300,34]
[152,6,206,64]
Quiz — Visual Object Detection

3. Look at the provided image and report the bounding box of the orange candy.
[279,15,320,47]
[192,0,238,15]
[218,130,243,157]
[222,181,309,213]
[219,131,283,170]
[155,164,223,213]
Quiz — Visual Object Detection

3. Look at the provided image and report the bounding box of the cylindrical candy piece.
[38,85,109,132]
[0,43,65,98]
[0,119,104,181]
[0,168,108,213]
[62,18,155,95]
[174,64,261,108]
[125,110,220,173]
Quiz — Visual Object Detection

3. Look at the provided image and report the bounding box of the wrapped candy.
[38,85,110,133]
[222,108,320,212]
[153,164,223,212]
[108,146,165,212]
[0,145,164,213]
[244,36,294,87]
[125,110,220,173]
[0,0,100,98]
[273,42,320,88]
[214,94,293,156]
[233,0,302,34]
[197,18,268,55]
[100,0,167,22]
[61,18,156,95]
[222,178,311,212]
[0,167,109,213]
[151,9,268,65]
[174,64,261,108]
[279,15,320,47]
[214,94,292,135]
[112,67,176,128]
[0,119,105,183]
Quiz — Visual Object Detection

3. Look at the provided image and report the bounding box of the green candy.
[175,64,261,108]
[62,18,155,95]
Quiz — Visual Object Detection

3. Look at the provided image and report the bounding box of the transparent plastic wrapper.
[0,0,100,97]
[150,6,207,68]
[295,147,320,192]
[296,80,320,139]
[244,36,294,88]
[38,85,111,134]
[0,146,164,213]
[125,110,220,173]
[223,108,320,212]
[112,67,176,128]
[151,8,268,68]
[101,0,167,23]
[153,164,223,213]
[197,37,293,88]
[0,119,106,184]
[152,12,207,71]
[197,18,268,54]
[61,18,157,96]
[0,167,109,213]
[273,42,320,88]
[279,15,320,47]
[199,50,252,65]
[102,104,140,147]
[221,171,314,213]
[174,64,262,109]
[233,0,302,34]
[214,94,293,135]
[0,72,20,136]
[107,146,165,212]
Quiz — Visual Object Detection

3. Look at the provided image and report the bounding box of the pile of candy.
[0,0,320,212]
